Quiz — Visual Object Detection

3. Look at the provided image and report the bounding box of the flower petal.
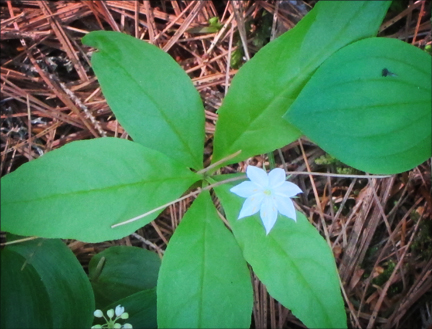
[230,181,261,198]
[274,181,303,198]
[246,166,268,188]
[268,168,286,188]
[260,197,278,234]
[238,193,264,219]
[115,305,124,317]
[274,195,297,221]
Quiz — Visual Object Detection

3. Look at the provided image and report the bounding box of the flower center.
[263,188,272,196]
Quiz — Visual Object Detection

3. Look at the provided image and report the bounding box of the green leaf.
[284,37,431,174]
[1,138,200,243]
[212,1,391,166]
[157,191,253,328]
[82,31,205,170]
[89,246,160,309]
[214,177,347,329]
[1,248,51,329]
[1,238,94,328]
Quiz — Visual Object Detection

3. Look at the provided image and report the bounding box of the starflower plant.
[91,305,132,329]
[230,166,302,234]
[1,1,430,329]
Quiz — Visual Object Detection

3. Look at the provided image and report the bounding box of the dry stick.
[331,179,357,234]
[269,295,276,329]
[366,212,424,329]
[371,184,407,289]
[340,276,363,329]
[186,46,239,74]
[53,75,107,137]
[287,171,392,180]
[150,221,169,246]
[411,0,425,45]
[196,150,242,175]
[215,208,231,229]
[261,283,268,329]
[378,1,422,33]
[153,1,195,42]
[206,12,235,56]
[7,1,26,48]
[112,170,392,229]
[224,24,235,96]
[162,1,205,52]
[38,1,88,81]
[84,2,104,30]
[25,51,100,138]
[232,1,250,60]
[1,236,39,247]
[1,79,81,128]
[297,138,362,327]
[144,1,158,44]
[0,10,25,27]
[111,175,245,228]
[385,251,432,328]
[107,1,179,25]
[2,119,63,157]
[0,138,9,174]
[325,175,335,232]
[270,0,280,41]
[99,1,121,32]
[26,94,33,160]
[356,196,424,320]
[111,188,201,228]
[277,148,288,174]
[131,232,165,256]
[298,139,331,242]
[134,1,140,39]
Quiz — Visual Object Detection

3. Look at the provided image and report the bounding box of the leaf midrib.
[3,175,196,205]
[221,4,371,156]
[102,42,201,168]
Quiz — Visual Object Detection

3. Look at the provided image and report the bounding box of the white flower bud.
[93,310,103,318]
[107,309,114,319]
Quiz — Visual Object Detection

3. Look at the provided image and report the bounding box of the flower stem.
[196,150,241,176]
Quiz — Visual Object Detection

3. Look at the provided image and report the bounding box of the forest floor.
[1,1,431,328]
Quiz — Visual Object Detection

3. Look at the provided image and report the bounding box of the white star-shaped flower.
[230,166,302,235]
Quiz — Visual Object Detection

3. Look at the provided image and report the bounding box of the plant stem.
[196,150,241,176]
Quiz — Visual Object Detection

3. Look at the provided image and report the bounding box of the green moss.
[410,216,432,260]
[315,153,360,175]
[372,260,396,287]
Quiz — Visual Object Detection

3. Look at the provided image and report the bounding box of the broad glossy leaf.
[89,246,160,309]
[212,1,391,166]
[284,37,431,174]
[82,31,205,170]
[157,191,253,328]
[1,249,51,329]
[214,177,346,329]
[1,237,94,328]
[1,138,200,242]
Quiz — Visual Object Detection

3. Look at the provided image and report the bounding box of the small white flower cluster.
[91,305,132,329]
